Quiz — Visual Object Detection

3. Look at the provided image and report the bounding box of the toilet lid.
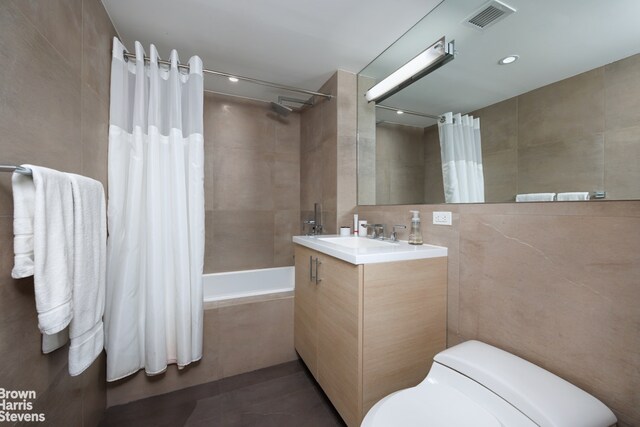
[365,382,502,427]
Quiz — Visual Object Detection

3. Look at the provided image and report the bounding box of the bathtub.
[110,267,296,403]
[203,266,295,302]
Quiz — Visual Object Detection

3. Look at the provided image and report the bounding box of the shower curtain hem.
[106,356,204,382]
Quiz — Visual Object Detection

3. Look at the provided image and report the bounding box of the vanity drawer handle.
[309,255,315,281]
[315,257,322,285]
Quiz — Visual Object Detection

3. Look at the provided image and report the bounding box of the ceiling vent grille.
[463,1,516,30]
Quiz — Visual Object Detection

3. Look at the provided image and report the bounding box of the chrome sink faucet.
[365,224,407,241]
[389,225,407,242]
[365,224,386,239]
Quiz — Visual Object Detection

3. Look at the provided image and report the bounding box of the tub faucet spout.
[303,203,323,236]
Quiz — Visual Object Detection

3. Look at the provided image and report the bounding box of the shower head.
[270,102,293,117]
[270,96,314,117]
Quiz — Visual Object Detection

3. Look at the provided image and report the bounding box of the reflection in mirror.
[357,0,640,205]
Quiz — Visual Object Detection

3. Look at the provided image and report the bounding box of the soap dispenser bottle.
[408,210,423,245]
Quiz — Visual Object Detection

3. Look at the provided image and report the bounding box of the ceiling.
[365,0,640,127]
[101,0,443,103]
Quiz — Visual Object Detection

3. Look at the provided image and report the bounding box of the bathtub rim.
[202,266,295,305]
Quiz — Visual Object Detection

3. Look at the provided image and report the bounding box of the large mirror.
[357,0,640,205]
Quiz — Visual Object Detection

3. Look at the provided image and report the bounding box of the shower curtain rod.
[122,52,333,99]
[376,104,442,120]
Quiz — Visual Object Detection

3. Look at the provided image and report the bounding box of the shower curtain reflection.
[438,112,485,203]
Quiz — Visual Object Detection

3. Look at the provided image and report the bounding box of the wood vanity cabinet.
[294,245,447,427]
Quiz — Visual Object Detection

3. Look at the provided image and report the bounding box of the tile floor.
[100,359,346,427]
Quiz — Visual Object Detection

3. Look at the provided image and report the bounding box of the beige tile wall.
[470,98,518,202]
[480,53,640,200]
[299,70,357,233]
[335,71,358,229]
[516,67,605,195]
[203,93,300,273]
[376,123,425,204]
[604,53,640,200]
[0,0,116,425]
[422,125,445,204]
[357,201,640,427]
[357,75,377,205]
[300,73,338,233]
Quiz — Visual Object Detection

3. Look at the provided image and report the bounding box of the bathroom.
[0,0,638,426]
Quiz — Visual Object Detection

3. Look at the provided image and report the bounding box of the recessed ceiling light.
[396,110,404,115]
[498,55,519,65]
[228,76,239,83]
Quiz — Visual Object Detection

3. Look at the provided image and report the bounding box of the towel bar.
[0,165,32,175]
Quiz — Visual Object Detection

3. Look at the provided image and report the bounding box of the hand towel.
[13,165,74,336]
[515,193,556,202]
[557,192,590,201]
[67,173,107,376]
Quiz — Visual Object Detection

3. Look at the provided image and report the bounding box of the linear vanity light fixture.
[365,37,455,104]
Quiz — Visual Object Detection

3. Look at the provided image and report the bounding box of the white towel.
[515,193,556,202]
[11,167,107,373]
[12,165,74,336]
[11,172,36,278]
[557,192,590,201]
[43,330,69,354]
[67,173,107,376]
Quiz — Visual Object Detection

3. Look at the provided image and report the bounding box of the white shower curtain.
[105,38,205,381]
[438,112,485,203]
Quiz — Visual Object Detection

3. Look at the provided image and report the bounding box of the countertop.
[292,235,448,265]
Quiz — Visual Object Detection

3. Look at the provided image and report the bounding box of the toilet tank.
[434,341,617,427]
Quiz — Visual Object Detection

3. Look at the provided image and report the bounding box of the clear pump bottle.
[408,210,423,245]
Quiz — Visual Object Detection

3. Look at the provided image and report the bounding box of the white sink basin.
[318,236,396,249]
[293,235,447,265]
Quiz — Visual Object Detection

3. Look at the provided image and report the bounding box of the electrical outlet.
[433,211,452,226]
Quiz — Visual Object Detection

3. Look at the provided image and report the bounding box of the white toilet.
[362,340,617,427]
